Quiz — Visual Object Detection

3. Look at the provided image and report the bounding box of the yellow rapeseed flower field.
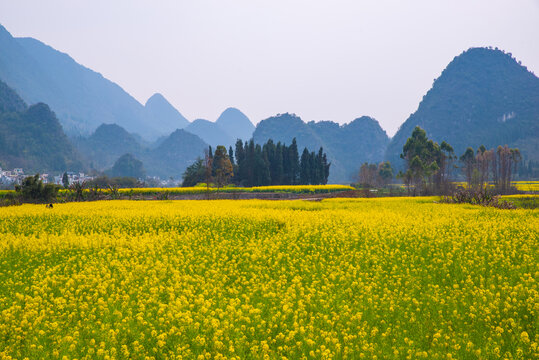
[513,181,539,192]
[0,198,537,359]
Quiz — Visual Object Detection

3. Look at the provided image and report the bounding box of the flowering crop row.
[0,198,537,359]
[512,181,539,192]
[52,184,355,196]
[116,184,354,195]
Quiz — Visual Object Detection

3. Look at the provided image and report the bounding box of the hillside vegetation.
[254,113,389,183]
[0,80,83,172]
[386,47,539,170]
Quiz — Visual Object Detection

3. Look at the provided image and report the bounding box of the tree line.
[398,126,522,195]
[182,138,330,187]
[459,144,521,193]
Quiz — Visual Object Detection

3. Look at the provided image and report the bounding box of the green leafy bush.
[15,174,59,203]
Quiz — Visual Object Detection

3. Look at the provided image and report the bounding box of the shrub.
[440,188,515,209]
[69,181,86,201]
[15,174,59,203]
[0,192,21,207]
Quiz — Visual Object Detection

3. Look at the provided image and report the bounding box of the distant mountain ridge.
[0,24,193,140]
[74,123,210,179]
[0,79,26,113]
[144,93,190,133]
[216,107,255,142]
[0,24,259,145]
[253,113,389,183]
[386,47,539,169]
[2,22,538,183]
[143,129,208,179]
[183,108,255,149]
[73,124,145,170]
[0,25,153,138]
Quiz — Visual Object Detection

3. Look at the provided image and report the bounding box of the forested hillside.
[73,124,145,170]
[0,24,186,139]
[386,47,539,170]
[144,93,190,134]
[0,80,83,172]
[144,129,208,179]
[185,119,236,149]
[216,107,255,142]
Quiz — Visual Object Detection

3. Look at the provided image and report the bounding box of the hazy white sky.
[0,0,538,136]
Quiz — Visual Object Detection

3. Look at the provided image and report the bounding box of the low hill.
[386,47,539,169]
[0,80,83,172]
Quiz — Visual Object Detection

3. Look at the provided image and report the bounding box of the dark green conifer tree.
[300,148,310,184]
[228,146,235,165]
[289,138,300,184]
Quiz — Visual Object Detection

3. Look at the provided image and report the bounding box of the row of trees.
[182,138,330,187]
[460,145,521,193]
[400,126,522,195]
[516,159,539,179]
[234,138,329,186]
[299,148,331,186]
[183,127,525,193]
[181,145,233,188]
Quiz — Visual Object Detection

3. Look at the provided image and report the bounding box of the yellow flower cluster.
[450,181,539,193]
[0,198,537,359]
[513,181,539,192]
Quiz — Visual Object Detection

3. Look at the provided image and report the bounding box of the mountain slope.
[216,107,255,142]
[185,119,235,149]
[0,80,83,172]
[308,116,390,182]
[253,113,325,151]
[253,113,389,183]
[144,129,208,179]
[0,24,165,139]
[145,93,190,133]
[0,80,27,113]
[73,124,146,170]
[75,123,209,179]
[386,47,539,169]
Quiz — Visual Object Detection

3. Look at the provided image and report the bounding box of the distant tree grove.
[182,138,330,187]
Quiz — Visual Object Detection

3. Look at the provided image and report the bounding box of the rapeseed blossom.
[0,198,537,359]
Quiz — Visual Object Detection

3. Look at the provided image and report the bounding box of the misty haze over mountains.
[0,23,537,183]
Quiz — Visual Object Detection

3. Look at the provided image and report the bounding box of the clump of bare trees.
[358,161,393,188]
[460,145,521,193]
[399,126,522,196]
[439,188,516,209]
